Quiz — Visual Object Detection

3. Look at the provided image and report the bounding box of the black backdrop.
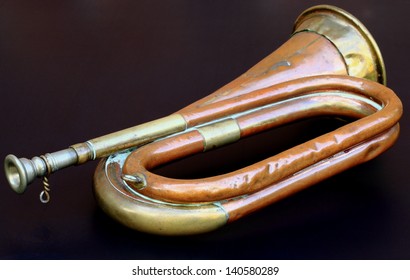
[1,0,409,259]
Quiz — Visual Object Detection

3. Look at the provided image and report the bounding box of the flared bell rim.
[293,5,386,86]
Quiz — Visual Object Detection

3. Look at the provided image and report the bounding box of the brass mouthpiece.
[4,149,79,194]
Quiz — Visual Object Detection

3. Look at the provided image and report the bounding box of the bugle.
[4,5,402,235]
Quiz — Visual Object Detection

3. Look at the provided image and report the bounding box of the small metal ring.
[85,141,97,160]
[40,190,50,203]
[40,155,52,175]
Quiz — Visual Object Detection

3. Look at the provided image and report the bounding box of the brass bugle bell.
[4,5,402,235]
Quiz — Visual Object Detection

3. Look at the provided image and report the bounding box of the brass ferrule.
[196,118,241,151]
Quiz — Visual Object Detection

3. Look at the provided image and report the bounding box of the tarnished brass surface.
[4,5,402,235]
[4,114,187,192]
[85,114,187,159]
[94,154,228,235]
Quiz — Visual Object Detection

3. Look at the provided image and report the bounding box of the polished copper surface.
[2,1,410,258]
[93,6,402,234]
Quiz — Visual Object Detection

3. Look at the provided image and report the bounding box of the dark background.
[0,0,409,259]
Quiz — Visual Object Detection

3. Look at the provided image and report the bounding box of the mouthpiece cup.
[4,155,30,194]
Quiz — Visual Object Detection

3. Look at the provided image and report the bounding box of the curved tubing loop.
[95,74,401,235]
[123,75,402,203]
[98,124,398,235]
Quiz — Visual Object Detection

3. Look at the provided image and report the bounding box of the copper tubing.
[5,5,402,235]
[92,5,403,235]
[224,124,400,222]
[122,75,402,204]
